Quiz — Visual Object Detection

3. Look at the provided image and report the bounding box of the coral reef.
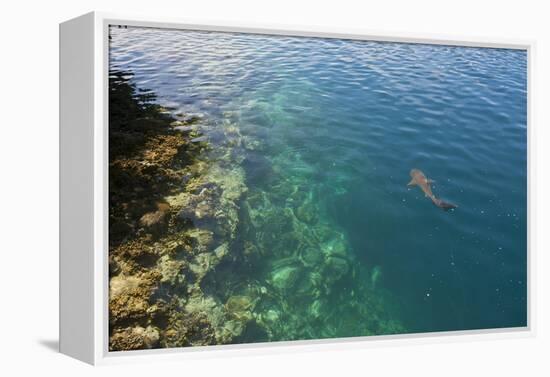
[108,71,248,350]
[110,326,160,351]
[108,71,405,351]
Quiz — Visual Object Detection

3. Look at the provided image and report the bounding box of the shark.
[407,168,457,211]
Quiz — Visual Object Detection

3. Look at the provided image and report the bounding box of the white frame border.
[86,11,534,365]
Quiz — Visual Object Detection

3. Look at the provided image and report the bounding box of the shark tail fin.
[433,198,458,211]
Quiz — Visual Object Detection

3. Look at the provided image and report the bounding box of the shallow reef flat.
[108,71,405,351]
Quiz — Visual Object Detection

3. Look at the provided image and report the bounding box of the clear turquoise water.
[110,26,527,339]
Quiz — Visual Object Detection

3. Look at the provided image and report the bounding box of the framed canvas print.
[59,12,533,365]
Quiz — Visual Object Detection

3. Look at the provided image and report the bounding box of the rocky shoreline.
[109,71,249,350]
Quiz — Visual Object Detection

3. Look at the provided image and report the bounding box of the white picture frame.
[59,11,535,365]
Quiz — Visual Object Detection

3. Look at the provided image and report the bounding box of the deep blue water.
[110,26,527,338]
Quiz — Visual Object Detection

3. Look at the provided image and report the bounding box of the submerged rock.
[182,293,241,344]
[325,256,349,279]
[181,113,203,123]
[109,273,158,325]
[173,125,196,133]
[295,201,318,224]
[299,246,323,267]
[294,272,320,297]
[185,228,215,252]
[221,320,244,337]
[264,309,280,323]
[110,325,160,351]
[157,255,185,285]
[191,136,208,143]
[139,209,166,227]
[110,274,142,298]
[139,202,170,236]
[170,120,184,127]
[189,252,215,280]
[214,242,230,259]
[271,265,301,290]
[225,295,254,321]
[322,237,348,259]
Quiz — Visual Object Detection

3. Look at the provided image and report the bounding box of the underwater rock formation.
[108,70,405,351]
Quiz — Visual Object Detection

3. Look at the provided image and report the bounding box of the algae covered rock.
[264,309,280,323]
[157,254,185,285]
[109,273,158,325]
[271,265,301,290]
[295,201,318,224]
[214,242,230,259]
[110,325,160,351]
[225,295,254,321]
[189,252,215,280]
[220,320,244,338]
[294,271,322,298]
[185,228,215,252]
[139,202,170,236]
[139,208,165,228]
[299,246,323,267]
[325,256,349,279]
[322,237,348,259]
